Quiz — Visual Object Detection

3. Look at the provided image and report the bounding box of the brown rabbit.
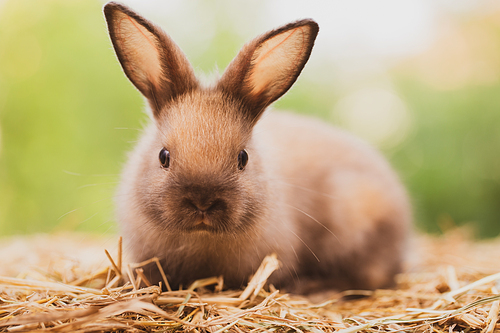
[104,2,411,293]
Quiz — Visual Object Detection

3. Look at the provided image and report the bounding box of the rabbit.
[104,2,411,294]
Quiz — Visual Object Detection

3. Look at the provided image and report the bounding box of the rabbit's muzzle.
[159,180,246,234]
[182,196,229,229]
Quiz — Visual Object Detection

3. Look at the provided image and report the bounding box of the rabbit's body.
[118,106,409,292]
[105,2,411,293]
[256,112,410,291]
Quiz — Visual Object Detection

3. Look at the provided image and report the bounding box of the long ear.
[104,2,198,118]
[218,19,318,122]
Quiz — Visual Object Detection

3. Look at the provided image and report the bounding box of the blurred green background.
[1,0,500,238]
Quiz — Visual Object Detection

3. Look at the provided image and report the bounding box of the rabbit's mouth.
[190,215,216,232]
[174,201,234,233]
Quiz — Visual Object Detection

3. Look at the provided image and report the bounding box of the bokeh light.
[333,87,412,149]
[1,0,500,238]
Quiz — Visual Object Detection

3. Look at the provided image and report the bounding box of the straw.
[1,229,500,332]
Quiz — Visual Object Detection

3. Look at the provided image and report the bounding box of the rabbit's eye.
[159,148,170,168]
[238,149,248,170]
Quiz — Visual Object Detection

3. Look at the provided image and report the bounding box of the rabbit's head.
[104,2,318,235]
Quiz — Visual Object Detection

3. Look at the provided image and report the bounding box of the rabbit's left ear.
[218,19,318,122]
[104,2,198,118]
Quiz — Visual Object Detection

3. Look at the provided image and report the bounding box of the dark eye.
[159,148,170,168]
[238,149,248,170]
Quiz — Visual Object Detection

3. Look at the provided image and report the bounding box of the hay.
[1,229,500,332]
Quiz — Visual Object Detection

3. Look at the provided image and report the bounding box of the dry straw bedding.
[1,229,500,332]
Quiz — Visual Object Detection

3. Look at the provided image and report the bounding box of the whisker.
[63,170,82,176]
[288,245,300,281]
[288,229,320,263]
[77,212,99,226]
[114,127,143,132]
[57,208,80,221]
[58,194,116,222]
[289,244,299,261]
[265,176,339,200]
[285,204,341,244]
[62,170,121,177]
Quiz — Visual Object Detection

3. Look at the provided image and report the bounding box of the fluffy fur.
[104,2,411,293]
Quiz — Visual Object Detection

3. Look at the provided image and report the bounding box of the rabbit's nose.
[185,198,227,213]
[191,199,212,212]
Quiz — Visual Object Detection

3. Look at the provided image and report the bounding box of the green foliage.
[390,80,500,237]
[0,0,144,235]
[1,0,500,238]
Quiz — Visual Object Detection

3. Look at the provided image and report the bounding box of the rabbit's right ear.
[104,2,198,118]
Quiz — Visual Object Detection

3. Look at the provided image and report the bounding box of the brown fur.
[104,2,412,293]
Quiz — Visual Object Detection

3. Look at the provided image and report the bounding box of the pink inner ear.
[114,10,163,89]
[248,26,309,98]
